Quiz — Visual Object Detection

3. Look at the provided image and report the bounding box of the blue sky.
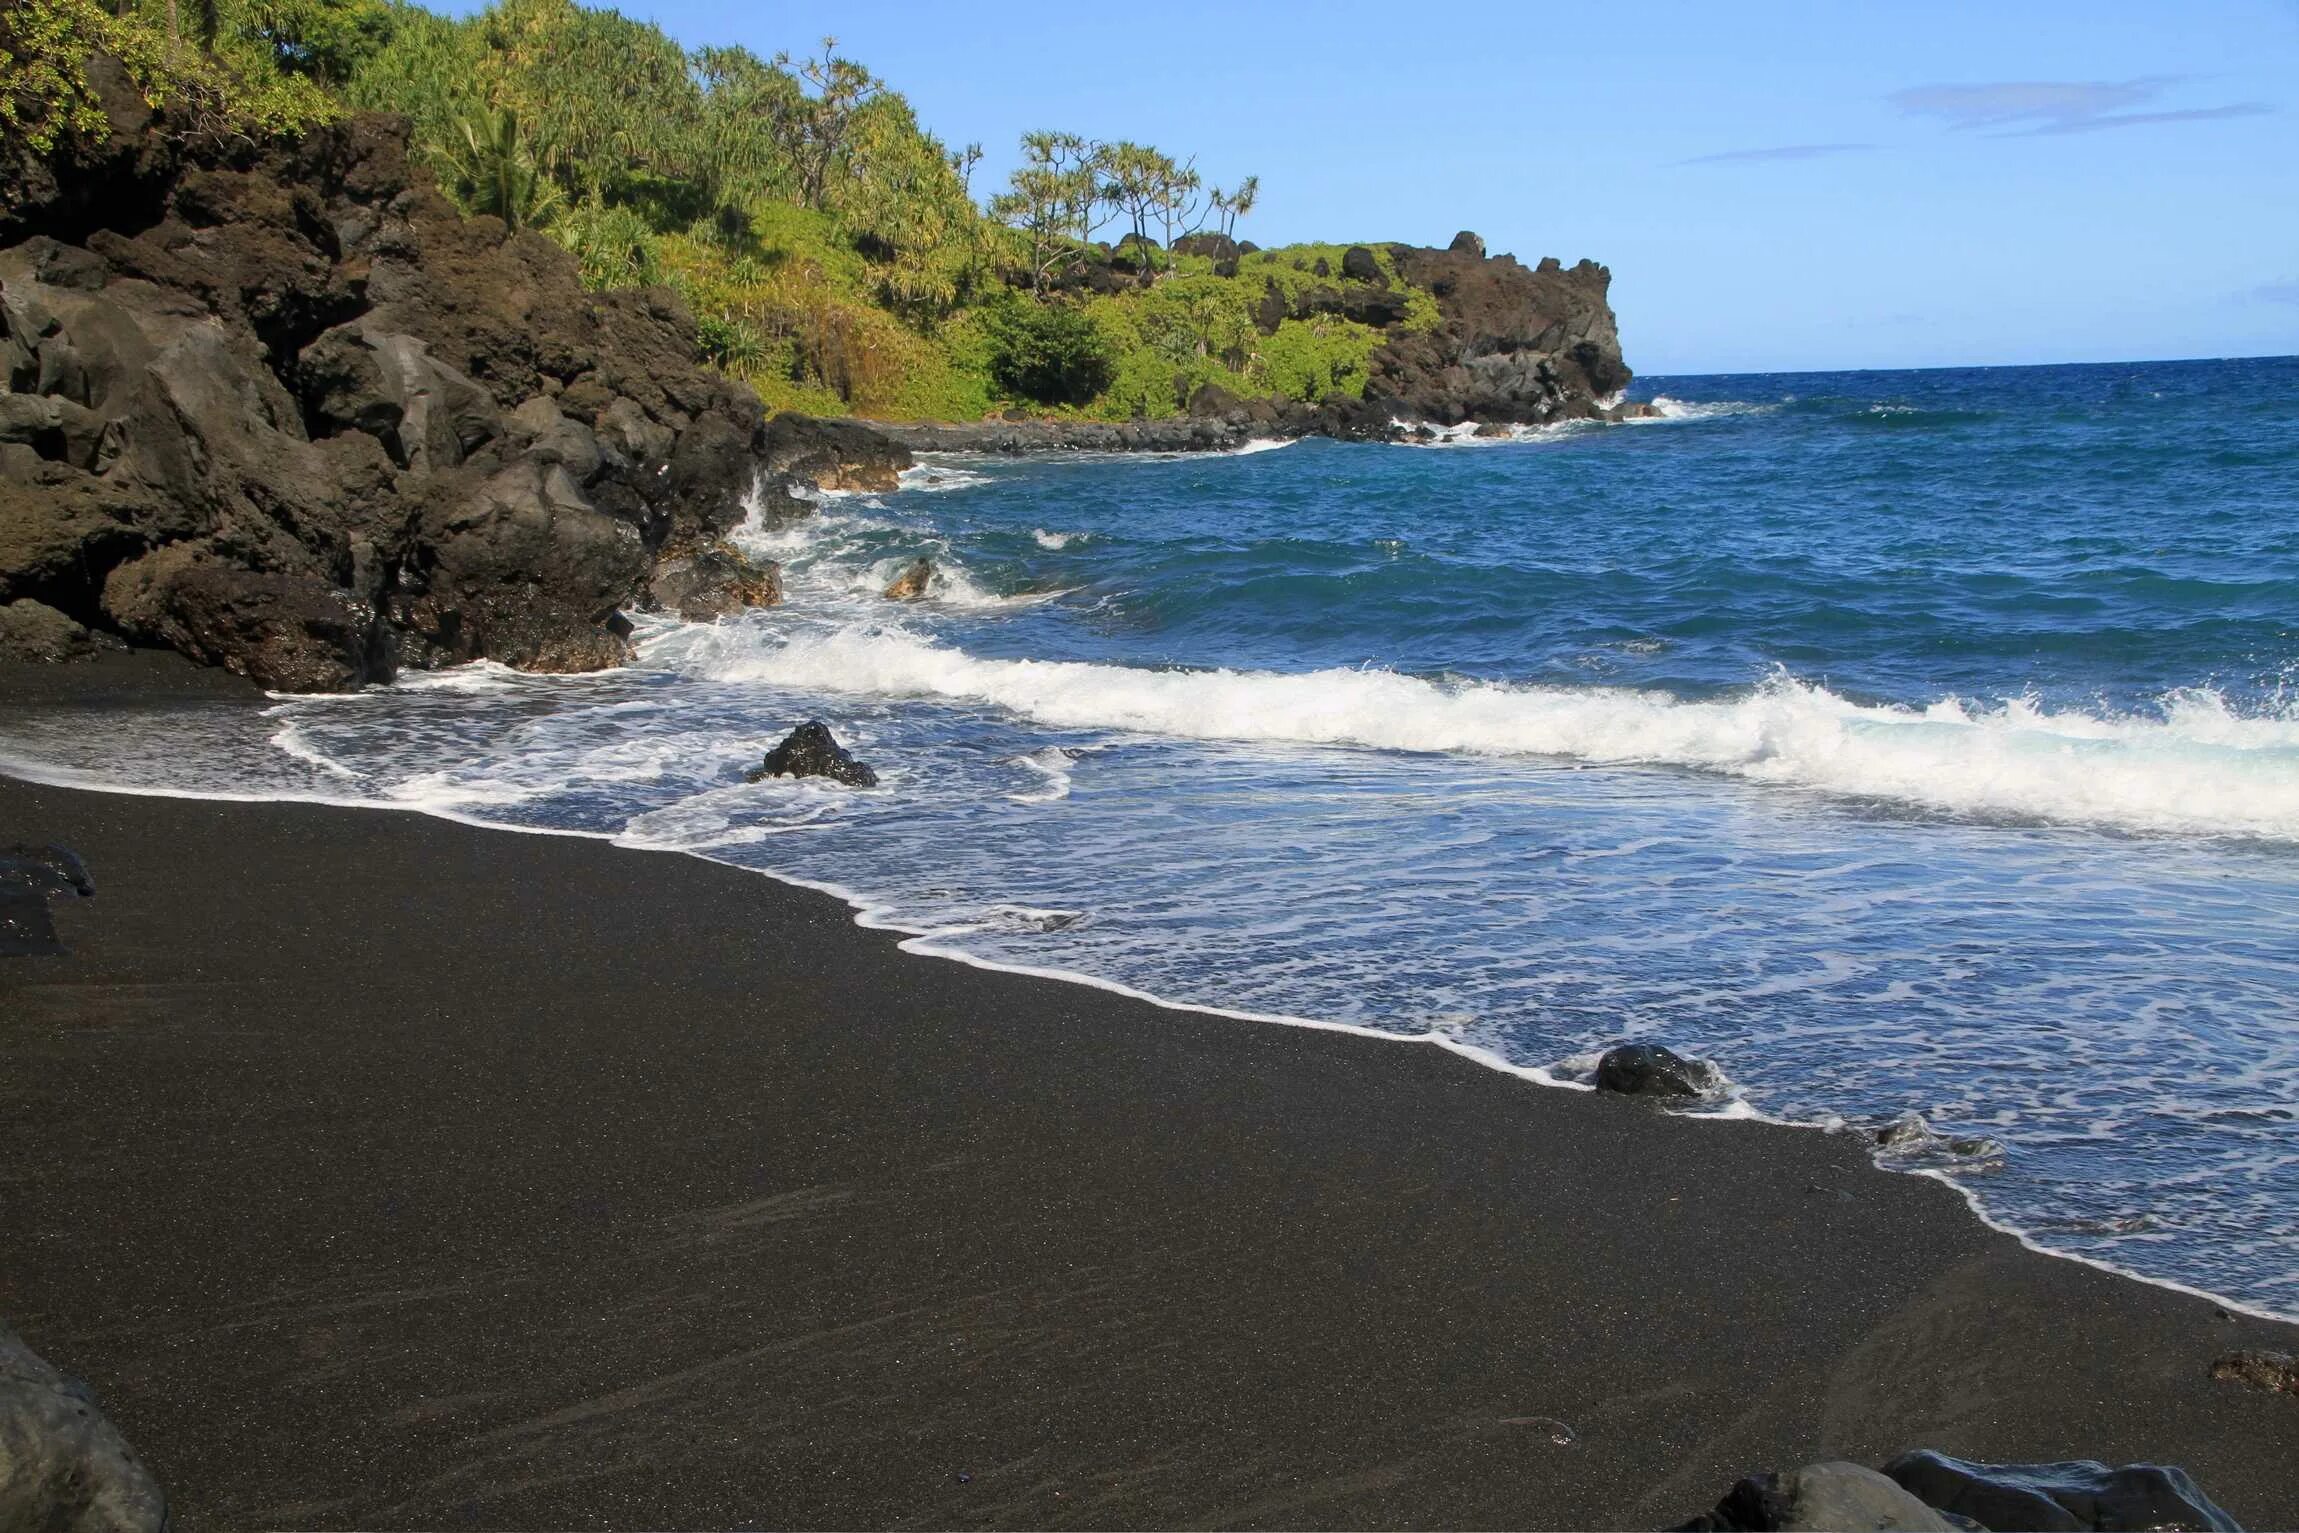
[526,0,2296,374]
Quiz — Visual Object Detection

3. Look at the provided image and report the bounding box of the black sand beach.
[3,662,2298,1530]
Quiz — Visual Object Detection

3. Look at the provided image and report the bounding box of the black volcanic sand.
[3,660,2298,1529]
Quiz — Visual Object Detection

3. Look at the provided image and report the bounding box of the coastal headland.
[2,66,1640,693]
[3,658,2299,1529]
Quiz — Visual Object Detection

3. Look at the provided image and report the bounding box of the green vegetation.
[3,0,1442,421]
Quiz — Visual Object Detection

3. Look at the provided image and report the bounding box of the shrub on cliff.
[1,0,357,152]
[982,296,1114,407]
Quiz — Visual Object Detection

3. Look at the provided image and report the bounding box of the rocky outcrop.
[0,1320,168,1531]
[1593,1043,1719,1098]
[0,74,900,690]
[1367,242,1635,426]
[1882,1451,2240,1533]
[892,231,1645,451]
[745,722,879,788]
[764,413,912,493]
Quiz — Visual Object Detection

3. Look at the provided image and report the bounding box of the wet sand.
[2,658,2296,1529]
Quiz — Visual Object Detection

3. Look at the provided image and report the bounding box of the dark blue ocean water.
[7,357,2298,1313]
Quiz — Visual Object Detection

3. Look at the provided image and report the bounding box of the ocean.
[6,356,2296,1316]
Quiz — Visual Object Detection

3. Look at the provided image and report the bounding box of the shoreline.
[9,647,2299,1331]
[4,659,2298,1528]
[17,737,2299,1334]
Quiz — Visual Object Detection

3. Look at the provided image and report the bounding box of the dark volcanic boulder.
[763,413,912,493]
[1675,1463,1959,1532]
[1882,1451,2240,1533]
[1173,232,1241,263]
[0,1320,168,1530]
[1593,1043,1718,1098]
[0,598,106,662]
[746,721,879,788]
[1448,230,1486,257]
[647,540,778,621]
[1340,245,1384,284]
[101,545,390,691]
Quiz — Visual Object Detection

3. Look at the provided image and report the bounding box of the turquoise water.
[7,357,2298,1313]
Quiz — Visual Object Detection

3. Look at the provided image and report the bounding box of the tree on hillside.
[776,37,879,212]
[1210,174,1258,239]
[1148,153,1206,259]
[988,130,1110,292]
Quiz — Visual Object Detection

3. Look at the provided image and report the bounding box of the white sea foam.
[897,463,992,493]
[1033,528,1084,550]
[677,626,2299,841]
[1641,396,1774,422]
[1008,745,1079,803]
[1387,417,1599,447]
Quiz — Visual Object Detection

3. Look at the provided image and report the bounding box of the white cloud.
[1891,78,2270,136]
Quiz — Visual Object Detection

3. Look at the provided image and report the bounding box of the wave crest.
[677,626,2299,841]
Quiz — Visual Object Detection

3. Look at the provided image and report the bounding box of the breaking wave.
[676,623,2299,841]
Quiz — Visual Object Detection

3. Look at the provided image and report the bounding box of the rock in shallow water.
[1881,1450,2241,1532]
[1593,1042,1718,1098]
[1872,1112,2005,1168]
[746,722,879,788]
[0,1320,168,1531]
[883,557,933,601]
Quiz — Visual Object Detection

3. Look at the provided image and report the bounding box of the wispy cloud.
[2255,280,2299,306]
[1891,77,2271,136]
[1676,143,1875,167]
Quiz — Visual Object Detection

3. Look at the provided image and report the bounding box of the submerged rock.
[1872,1112,2005,1168]
[746,722,879,788]
[1593,1043,1718,1098]
[1675,1462,1959,1531]
[1882,1450,2241,1533]
[0,1319,168,1531]
[2211,1349,2299,1397]
[883,557,933,601]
